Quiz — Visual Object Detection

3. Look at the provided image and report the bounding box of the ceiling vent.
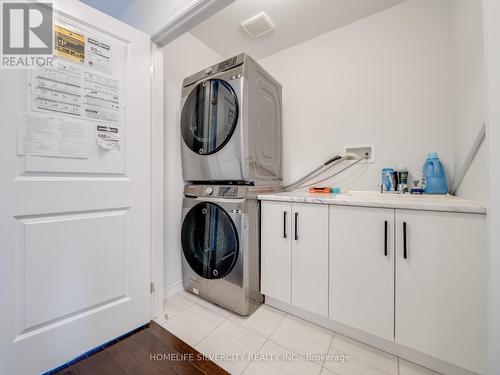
[240,12,275,38]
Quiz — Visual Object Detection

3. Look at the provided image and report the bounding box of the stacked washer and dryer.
[180,53,283,315]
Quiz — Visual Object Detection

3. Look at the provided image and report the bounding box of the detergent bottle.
[422,153,448,194]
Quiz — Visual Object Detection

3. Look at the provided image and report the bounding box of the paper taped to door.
[18,112,91,158]
[96,124,120,150]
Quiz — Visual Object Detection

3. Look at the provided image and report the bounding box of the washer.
[180,53,282,184]
[181,184,272,315]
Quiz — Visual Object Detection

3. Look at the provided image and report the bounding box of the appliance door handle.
[403,222,408,259]
[294,212,299,241]
[384,220,388,256]
[283,211,287,239]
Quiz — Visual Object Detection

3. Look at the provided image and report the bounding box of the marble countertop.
[258,190,487,214]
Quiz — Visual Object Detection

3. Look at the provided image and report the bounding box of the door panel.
[395,210,486,374]
[0,1,151,374]
[261,201,292,303]
[291,203,329,317]
[330,206,394,340]
[19,210,128,331]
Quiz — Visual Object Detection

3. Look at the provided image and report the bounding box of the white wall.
[450,0,487,204]
[258,0,454,190]
[484,0,500,373]
[119,0,196,34]
[118,0,234,36]
[162,33,223,292]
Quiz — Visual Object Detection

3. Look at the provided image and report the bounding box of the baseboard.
[265,297,478,375]
[165,280,184,298]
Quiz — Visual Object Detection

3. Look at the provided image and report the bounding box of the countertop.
[258,191,487,214]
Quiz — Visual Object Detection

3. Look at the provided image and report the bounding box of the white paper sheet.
[18,113,91,158]
[96,124,120,151]
[84,72,121,125]
[32,61,83,116]
[86,36,112,75]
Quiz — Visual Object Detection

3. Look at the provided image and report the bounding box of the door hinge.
[150,282,155,294]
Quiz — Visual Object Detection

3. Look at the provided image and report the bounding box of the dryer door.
[181,79,239,156]
[181,202,239,279]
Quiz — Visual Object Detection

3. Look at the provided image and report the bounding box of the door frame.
[150,42,165,319]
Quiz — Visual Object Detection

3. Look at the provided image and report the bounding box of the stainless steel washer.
[181,184,277,315]
[180,53,283,184]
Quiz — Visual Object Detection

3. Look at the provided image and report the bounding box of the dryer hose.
[283,152,367,192]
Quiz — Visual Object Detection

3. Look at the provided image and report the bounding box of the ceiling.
[191,0,406,59]
[79,0,133,17]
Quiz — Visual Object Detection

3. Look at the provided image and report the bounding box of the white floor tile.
[269,315,333,363]
[177,289,202,302]
[164,292,196,318]
[197,298,233,318]
[243,340,322,375]
[230,305,287,338]
[399,359,441,375]
[323,334,397,375]
[320,367,339,375]
[160,303,225,347]
[196,320,267,375]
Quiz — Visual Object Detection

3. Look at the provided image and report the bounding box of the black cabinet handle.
[294,212,299,240]
[283,211,287,239]
[384,220,388,256]
[403,222,407,259]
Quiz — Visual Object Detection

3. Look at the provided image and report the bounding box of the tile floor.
[155,291,442,375]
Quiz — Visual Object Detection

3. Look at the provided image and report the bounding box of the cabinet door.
[261,201,292,303]
[330,206,395,340]
[395,210,486,374]
[291,203,329,316]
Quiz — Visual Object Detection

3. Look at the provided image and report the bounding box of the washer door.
[181,79,239,156]
[181,202,239,279]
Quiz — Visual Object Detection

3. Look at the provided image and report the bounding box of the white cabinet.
[395,210,486,374]
[291,203,329,317]
[261,201,329,316]
[261,198,486,373]
[261,201,292,303]
[330,206,395,340]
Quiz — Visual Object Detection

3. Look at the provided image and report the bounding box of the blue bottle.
[422,153,448,194]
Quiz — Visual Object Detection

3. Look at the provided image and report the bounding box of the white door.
[291,203,329,317]
[330,206,394,340]
[261,201,292,303]
[0,2,152,374]
[395,210,486,374]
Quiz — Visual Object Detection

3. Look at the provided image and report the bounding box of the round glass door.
[181,79,239,155]
[181,202,239,279]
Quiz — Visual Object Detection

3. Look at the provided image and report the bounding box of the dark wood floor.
[54,322,229,375]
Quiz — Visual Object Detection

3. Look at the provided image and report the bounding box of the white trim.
[165,280,184,298]
[265,297,476,375]
[150,43,165,319]
[151,0,235,46]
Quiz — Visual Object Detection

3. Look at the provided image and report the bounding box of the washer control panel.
[184,184,252,199]
[218,186,238,197]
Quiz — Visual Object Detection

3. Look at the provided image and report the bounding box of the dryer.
[180,53,282,184]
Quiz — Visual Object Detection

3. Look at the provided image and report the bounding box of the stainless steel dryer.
[180,53,282,184]
[181,184,279,315]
